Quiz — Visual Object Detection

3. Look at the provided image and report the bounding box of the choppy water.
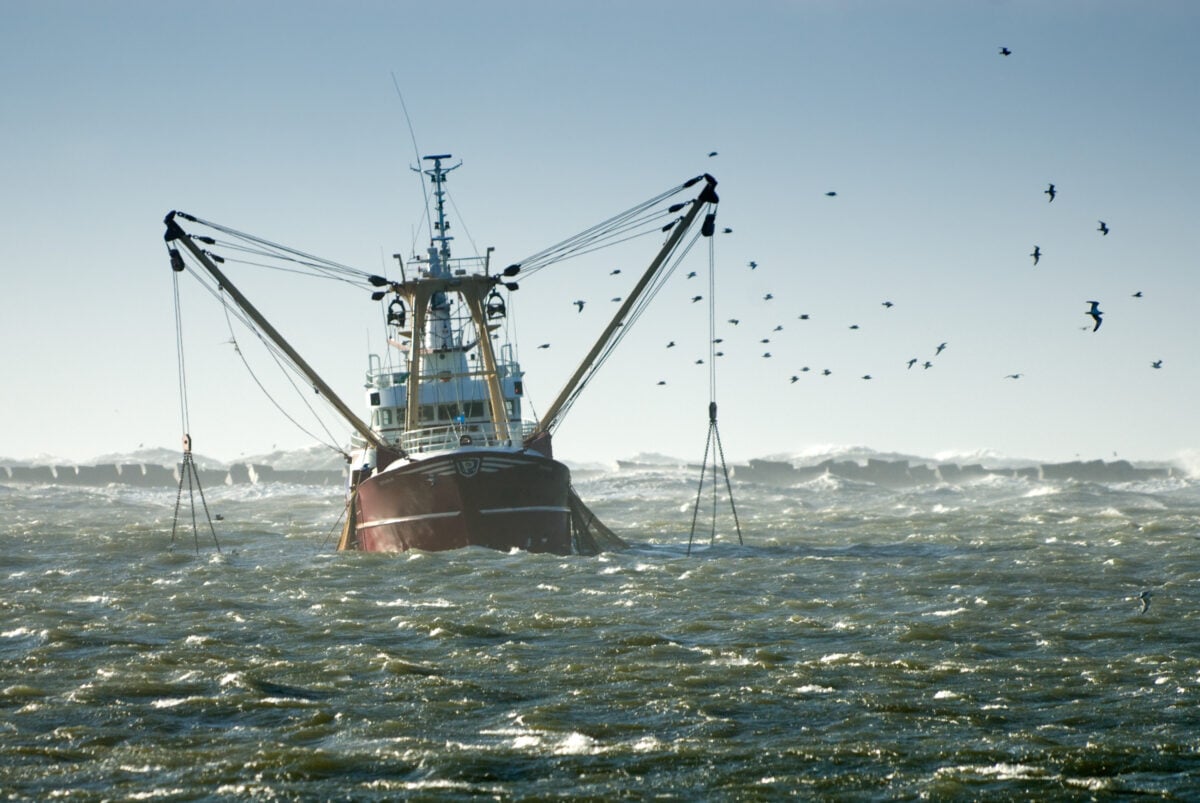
[3,468,1199,800]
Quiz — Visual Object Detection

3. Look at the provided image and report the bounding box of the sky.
[2,0,1198,468]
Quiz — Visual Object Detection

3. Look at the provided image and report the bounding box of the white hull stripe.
[479,506,570,515]
[358,511,460,529]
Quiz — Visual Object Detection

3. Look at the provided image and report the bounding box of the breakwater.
[730,457,1176,487]
[0,463,346,488]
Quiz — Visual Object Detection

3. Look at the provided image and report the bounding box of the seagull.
[773,325,783,331]
[800,366,810,373]
[657,380,667,386]
[691,295,703,303]
[537,343,550,349]
[1031,245,1041,266]
[849,324,860,330]
[1005,373,1023,379]
[728,318,740,325]
[1045,183,1056,202]
[790,375,799,384]
[822,369,832,376]
[1137,590,1153,613]
[1151,360,1163,369]
[1132,291,1143,298]
[686,271,697,279]
[611,297,622,302]
[1086,300,1103,332]
[907,358,918,369]
[936,342,947,355]
[748,261,758,270]
[573,300,585,312]
[708,151,718,157]
[713,338,724,344]
[666,341,676,348]
[760,338,771,344]
[862,374,872,380]
[763,352,772,358]
[923,361,933,369]
[763,293,774,301]
[999,46,1012,56]
[722,227,733,234]
[610,269,621,275]
[882,301,894,308]
[694,359,704,365]
[798,313,810,320]
[825,191,838,197]
[1098,220,1109,235]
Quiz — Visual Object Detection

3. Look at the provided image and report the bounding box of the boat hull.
[350,449,574,554]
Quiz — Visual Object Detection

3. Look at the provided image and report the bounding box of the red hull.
[350,449,574,554]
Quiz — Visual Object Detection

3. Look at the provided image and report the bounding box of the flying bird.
[1151,360,1163,369]
[657,380,666,385]
[1137,590,1153,614]
[907,358,918,369]
[573,300,585,312]
[713,338,724,344]
[694,359,704,365]
[760,338,771,344]
[1044,183,1056,202]
[800,366,810,373]
[882,301,894,308]
[773,325,783,332]
[822,369,832,376]
[923,361,933,369]
[728,318,740,325]
[763,293,774,301]
[537,343,550,349]
[1098,220,1109,235]
[1005,373,1023,379]
[723,227,733,234]
[691,295,703,303]
[686,271,697,279]
[1132,291,1143,298]
[763,352,772,358]
[825,191,838,197]
[862,374,872,380]
[790,375,799,384]
[748,261,758,269]
[1031,245,1041,266]
[610,269,621,275]
[1086,300,1103,331]
[666,341,676,348]
[935,342,947,355]
[999,46,1012,56]
[798,313,810,320]
[708,151,718,157]
[849,324,860,330]
[611,297,622,303]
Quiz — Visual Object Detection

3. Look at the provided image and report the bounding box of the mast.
[532,173,719,439]
[163,211,391,453]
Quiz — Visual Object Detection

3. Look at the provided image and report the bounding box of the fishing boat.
[164,156,719,554]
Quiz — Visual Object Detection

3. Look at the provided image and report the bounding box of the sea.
[3,457,1199,800]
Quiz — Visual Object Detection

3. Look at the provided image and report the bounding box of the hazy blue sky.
[3,1,1198,467]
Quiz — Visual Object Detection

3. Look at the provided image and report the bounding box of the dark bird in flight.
[1045,183,1056,202]
[1132,291,1143,298]
[907,358,918,369]
[708,151,718,157]
[822,369,832,376]
[1151,360,1163,369]
[825,191,838,197]
[610,269,621,275]
[713,338,724,344]
[760,338,771,344]
[691,295,703,303]
[1098,220,1109,236]
[1086,300,1103,331]
[715,351,725,357]
[666,341,676,348]
[723,227,733,234]
[1137,590,1153,613]
[800,366,810,373]
[695,359,704,365]
[862,374,872,380]
[849,324,860,330]
[773,325,783,332]
[763,293,774,301]
[748,261,758,269]
[611,297,622,303]
[790,375,799,384]
[922,361,933,370]
[1031,245,1041,266]
[1005,373,1023,379]
[538,343,550,349]
[686,271,697,279]
[728,318,740,325]
[763,352,772,358]
[882,301,894,308]
[573,300,585,312]
[936,342,947,355]
[798,314,810,320]
[999,46,1012,56]
[657,380,666,385]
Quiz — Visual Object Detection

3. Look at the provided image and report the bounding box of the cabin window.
[380,408,393,426]
[465,401,485,419]
[369,392,381,406]
[506,399,519,419]
[419,405,435,422]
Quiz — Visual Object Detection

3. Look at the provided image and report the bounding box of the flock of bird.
[536,45,1163,386]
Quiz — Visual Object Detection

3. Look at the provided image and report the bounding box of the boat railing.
[398,419,538,454]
